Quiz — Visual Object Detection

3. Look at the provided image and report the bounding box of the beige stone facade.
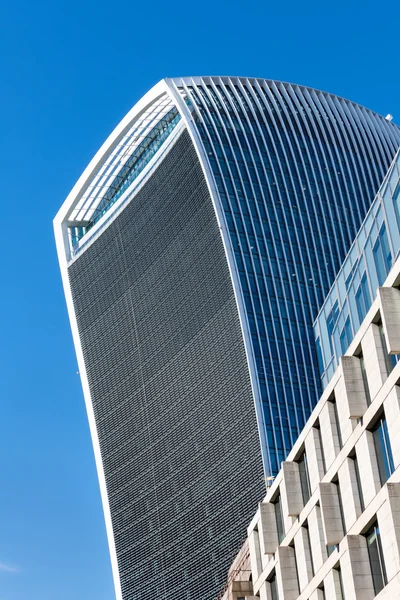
[222,257,400,600]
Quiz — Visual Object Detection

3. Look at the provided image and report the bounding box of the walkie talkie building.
[54,77,400,600]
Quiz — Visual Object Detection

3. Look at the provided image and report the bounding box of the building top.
[54,76,400,263]
[314,149,400,389]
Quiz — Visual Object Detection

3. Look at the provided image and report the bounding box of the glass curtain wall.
[177,78,400,474]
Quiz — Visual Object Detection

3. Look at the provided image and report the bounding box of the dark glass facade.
[174,77,400,474]
[67,130,265,600]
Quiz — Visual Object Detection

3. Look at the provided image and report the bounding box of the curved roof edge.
[166,75,400,122]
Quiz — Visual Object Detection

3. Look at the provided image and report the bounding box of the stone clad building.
[222,254,400,599]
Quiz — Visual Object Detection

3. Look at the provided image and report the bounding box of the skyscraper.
[54,77,400,600]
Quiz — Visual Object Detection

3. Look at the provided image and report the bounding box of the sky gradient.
[0,1,399,599]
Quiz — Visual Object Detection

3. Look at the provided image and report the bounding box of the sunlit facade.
[54,77,400,600]
[315,149,400,388]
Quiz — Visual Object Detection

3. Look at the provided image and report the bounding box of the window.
[355,272,371,323]
[327,544,339,556]
[274,493,285,543]
[316,336,325,377]
[329,396,343,450]
[297,451,311,505]
[304,521,315,577]
[373,223,392,285]
[339,316,353,355]
[326,300,339,353]
[372,414,394,485]
[315,421,327,474]
[365,521,387,595]
[379,323,397,375]
[333,563,345,599]
[393,180,400,230]
[268,571,279,600]
[290,542,301,596]
[359,353,371,406]
[333,478,346,536]
[350,450,365,512]
[317,583,326,600]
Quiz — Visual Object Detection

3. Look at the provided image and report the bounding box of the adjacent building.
[315,148,400,388]
[227,249,400,600]
[54,77,400,600]
[222,151,400,600]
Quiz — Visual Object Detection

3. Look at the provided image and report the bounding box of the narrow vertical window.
[359,353,371,406]
[290,542,301,595]
[379,323,397,374]
[268,571,279,600]
[365,521,387,595]
[393,180,400,229]
[340,316,352,355]
[353,452,365,512]
[372,414,395,485]
[274,493,284,543]
[316,421,327,474]
[297,451,311,505]
[304,521,315,577]
[373,223,392,285]
[330,396,343,449]
[333,478,346,536]
[331,563,345,599]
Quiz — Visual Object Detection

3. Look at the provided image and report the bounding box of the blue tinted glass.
[356,272,371,323]
[373,416,394,485]
[380,223,392,273]
[316,337,324,377]
[374,236,386,285]
[340,316,352,355]
[374,224,392,285]
[326,301,339,353]
[393,181,400,228]
[186,80,400,474]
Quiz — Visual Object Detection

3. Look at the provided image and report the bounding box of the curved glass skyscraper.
[55,77,400,600]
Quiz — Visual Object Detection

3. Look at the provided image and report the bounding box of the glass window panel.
[274,494,285,543]
[365,521,387,595]
[372,414,395,486]
[297,451,311,505]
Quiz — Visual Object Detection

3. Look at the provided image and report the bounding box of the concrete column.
[361,323,388,399]
[340,535,375,600]
[355,430,381,506]
[319,482,344,545]
[258,502,279,555]
[338,458,363,530]
[282,461,303,517]
[308,504,327,572]
[378,483,400,582]
[340,356,369,418]
[308,590,325,600]
[305,427,325,495]
[383,386,400,468]
[276,546,300,600]
[294,526,314,592]
[379,287,400,353]
[248,529,262,581]
[319,400,341,470]
[324,568,344,600]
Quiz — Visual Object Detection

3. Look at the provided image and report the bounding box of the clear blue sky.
[0,1,399,599]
